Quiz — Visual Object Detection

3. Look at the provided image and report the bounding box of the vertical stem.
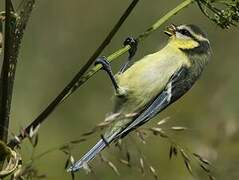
[0,0,12,142]
[0,0,36,145]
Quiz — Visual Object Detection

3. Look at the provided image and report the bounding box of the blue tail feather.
[67,139,107,172]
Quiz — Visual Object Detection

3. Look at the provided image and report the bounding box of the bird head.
[164,24,211,55]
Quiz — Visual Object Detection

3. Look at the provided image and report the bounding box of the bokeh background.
[1,0,239,179]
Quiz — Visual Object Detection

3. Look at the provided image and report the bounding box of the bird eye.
[179,29,192,37]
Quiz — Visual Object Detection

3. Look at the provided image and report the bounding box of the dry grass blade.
[180,149,192,174]
[139,158,145,175]
[81,129,96,137]
[81,121,112,137]
[157,117,170,126]
[169,145,174,159]
[200,164,210,173]
[99,153,106,162]
[115,139,122,151]
[119,159,130,166]
[70,139,86,144]
[136,130,147,144]
[180,149,190,161]
[119,149,131,167]
[107,161,120,176]
[170,126,188,131]
[149,128,168,138]
[193,153,211,166]
[149,166,159,180]
[184,159,193,175]
[96,121,111,129]
[99,154,120,175]
[70,156,75,165]
[173,146,177,156]
[208,175,216,180]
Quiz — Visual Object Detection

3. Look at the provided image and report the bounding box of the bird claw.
[95,56,111,71]
[123,37,138,59]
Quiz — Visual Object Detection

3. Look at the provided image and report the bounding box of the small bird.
[68,24,211,172]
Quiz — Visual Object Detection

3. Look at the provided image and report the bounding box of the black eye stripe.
[178,29,192,37]
[177,28,202,44]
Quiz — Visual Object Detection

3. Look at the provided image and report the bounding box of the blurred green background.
[1,0,239,179]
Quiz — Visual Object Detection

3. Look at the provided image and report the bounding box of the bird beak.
[164,24,177,36]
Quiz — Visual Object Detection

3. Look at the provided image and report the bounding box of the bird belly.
[116,48,188,113]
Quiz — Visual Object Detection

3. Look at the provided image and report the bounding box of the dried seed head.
[157,117,170,126]
[139,158,145,174]
[200,164,210,173]
[119,159,130,166]
[180,149,190,162]
[170,126,188,131]
[193,153,211,166]
[149,166,159,180]
[150,128,168,138]
[184,159,193,175]
[107,161,120,176]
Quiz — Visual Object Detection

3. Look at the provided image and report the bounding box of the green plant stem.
[8,0,195,148]
[0,0,13,142]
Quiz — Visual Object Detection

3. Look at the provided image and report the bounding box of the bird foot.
[123,37,138,59]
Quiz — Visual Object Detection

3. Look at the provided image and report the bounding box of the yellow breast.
[115,44,190,113]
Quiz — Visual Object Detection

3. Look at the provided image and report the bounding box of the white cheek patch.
[175,32,190,40]
[194,34,210,43]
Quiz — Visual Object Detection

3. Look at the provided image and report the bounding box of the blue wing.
[117,66,192,138]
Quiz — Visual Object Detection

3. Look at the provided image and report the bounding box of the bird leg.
[95,56,126,96]
[119,37,138,73]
